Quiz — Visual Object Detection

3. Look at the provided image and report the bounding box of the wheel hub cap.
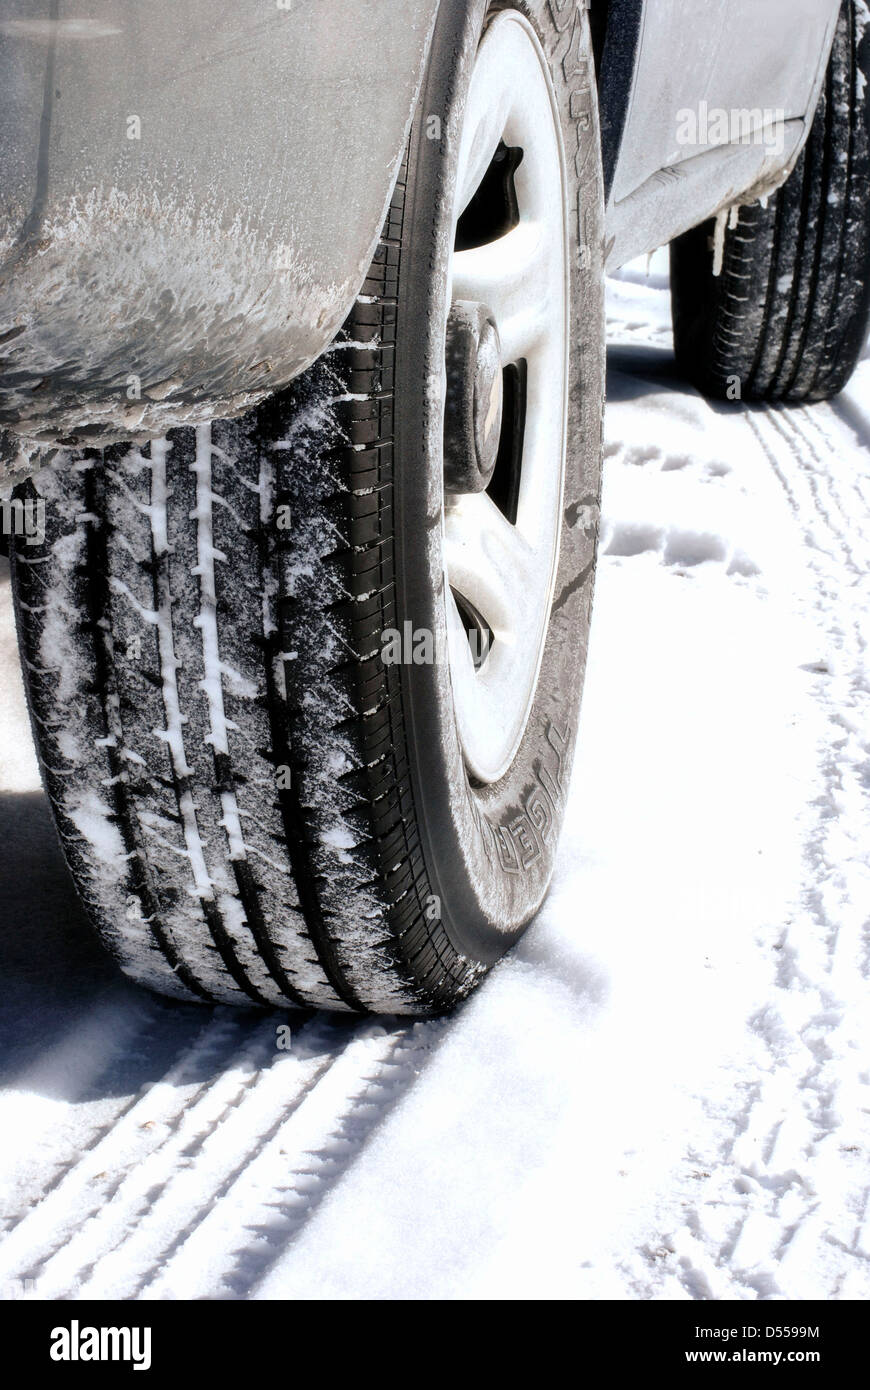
[444,301,504,494]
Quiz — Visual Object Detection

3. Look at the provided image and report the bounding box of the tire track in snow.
[1,1011,442,1300]
[798,400,870,493]
[140,1019,446,1300]
[665,401,870,1298]
[0,991,168,1231]
[0,1007,261,1283]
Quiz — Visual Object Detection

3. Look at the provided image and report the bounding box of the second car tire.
[670,0,870,405]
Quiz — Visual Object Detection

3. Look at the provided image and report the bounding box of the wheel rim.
[443,11,569,785]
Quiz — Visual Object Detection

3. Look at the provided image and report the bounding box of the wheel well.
[589,0,644,199]
[589,0,610,74]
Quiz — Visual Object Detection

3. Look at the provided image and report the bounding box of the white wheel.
[443,12,570,784]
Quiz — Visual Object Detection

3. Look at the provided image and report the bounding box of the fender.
[0,0,439,465]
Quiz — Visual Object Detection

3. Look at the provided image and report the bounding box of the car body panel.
[0,0,439,457]
[0,0,844,469]
[606,119,807,271]
[600,0,840,267]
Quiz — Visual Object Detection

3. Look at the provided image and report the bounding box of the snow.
[191,423,249,861]
[147,440,214,900]
[0,255,868,1299]
[66,791,128,874]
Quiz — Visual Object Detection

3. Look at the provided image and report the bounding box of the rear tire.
[11,0,604,1015]
[670,0,870,404]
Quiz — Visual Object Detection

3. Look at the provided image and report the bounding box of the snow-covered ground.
[0,258,868,1300]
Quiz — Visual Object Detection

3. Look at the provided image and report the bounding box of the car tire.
[670,0,870,404]
[10,0,604,1015]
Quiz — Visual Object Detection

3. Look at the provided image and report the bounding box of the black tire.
[10,0,604,1015]
[670,0,870,404]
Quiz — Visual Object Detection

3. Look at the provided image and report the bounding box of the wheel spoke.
[451,222,551,363]
[455,43,512,214]
[444,492,537,641]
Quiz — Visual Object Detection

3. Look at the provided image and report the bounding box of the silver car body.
[0,0,842,469]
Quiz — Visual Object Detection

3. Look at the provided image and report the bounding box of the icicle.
[712,209,728,278]
[711,205,741,277]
